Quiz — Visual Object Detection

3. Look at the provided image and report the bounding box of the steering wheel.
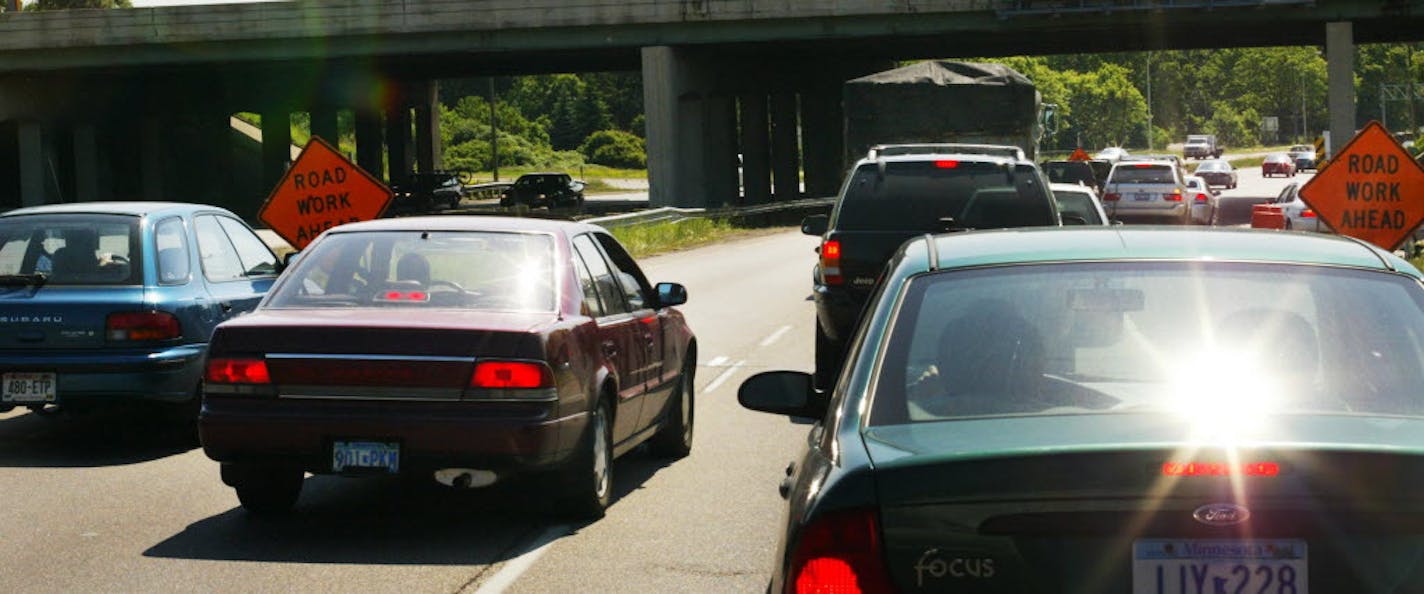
[108,254,130,265]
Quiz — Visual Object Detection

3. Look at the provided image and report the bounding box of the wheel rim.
[592,408,610,500]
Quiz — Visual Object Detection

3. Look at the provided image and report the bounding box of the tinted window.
[572,234,627,315]
[0,214,140,285]
[154,216,191,285]
[268,231,555,311]
[194,215,246,282]
[1109,165,1176,184]
[1044,162,1096,186]
[594,233,652,311]
[1196,161,1230,172]
[572,245,606,318]
[834,161,1056,232]
[216,216,277,276]
[870,263,1424,425]
[1054,191,1103,225]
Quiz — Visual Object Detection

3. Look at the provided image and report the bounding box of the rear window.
[869,262,1424,425]
[266,231,556,312]
[1054,191,1103,225]
[1044,162,1096,186]
[1109,165,1176,185]
[833,161,1056,232]
[0,214,140,285]
[1196,161,1229,172]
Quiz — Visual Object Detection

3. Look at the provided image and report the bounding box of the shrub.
[579,130,646,169]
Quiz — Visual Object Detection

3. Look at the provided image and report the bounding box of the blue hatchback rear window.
[0,214,141,285]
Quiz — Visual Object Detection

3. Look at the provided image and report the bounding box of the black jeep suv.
[805,148,1061,389]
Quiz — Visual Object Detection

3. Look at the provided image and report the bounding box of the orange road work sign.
[1298,121,1424,250]
[1068,148,1091,161]
[258,137,392,250]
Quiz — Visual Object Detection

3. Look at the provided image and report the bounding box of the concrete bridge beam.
[414,80,442,173]
[312,106,340,149]
[72,122,100,203]
[355,109,384,181]
[17,120,45,207]
[386,104,414,183]
[799,86,843,199]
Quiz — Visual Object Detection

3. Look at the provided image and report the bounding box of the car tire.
[813,322,841,392]
[648,359,694,459]
[226,464,303,515]
[558,400,613,520]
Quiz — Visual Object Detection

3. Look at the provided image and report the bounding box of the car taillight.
[1301,209,1316,218]
[789,508,893,594]
[1164,189,1182,201]
[470,360,554,389]
[820,240,843,286]
[1104,192,1121,201]
[206,358,271,384]
[106,312,180,341]
[1194,193,1209,203]
[934,160,958,169]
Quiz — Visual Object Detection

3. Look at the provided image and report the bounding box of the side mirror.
[738,371,825,419]
[801,214,829,236]
[281,251,302,272]
[1061,215,1090,226]
[656,282,687,307]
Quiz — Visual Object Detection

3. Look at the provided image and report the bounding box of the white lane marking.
[702,360,746,393]
[706,355,729,368]
[758,325,794,347]
[472,523,572,594]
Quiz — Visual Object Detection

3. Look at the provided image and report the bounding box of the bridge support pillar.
[141,117,165,201]
[17,120,45,206]
[739,93,772,205]
[1327,21,1355,157]
[311,106,339,149]
[260,107,291,193]
[800,86,843,199]
[770,92,801,201]
[355,109,384,180]
[643,46,736,208]
[385,105,413,183]
[414,81,442,173]
[72,122,100,203]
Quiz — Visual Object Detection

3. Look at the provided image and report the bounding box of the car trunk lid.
[0,285,147,350]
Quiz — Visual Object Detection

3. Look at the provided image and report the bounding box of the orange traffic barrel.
[1251,204,1286,229]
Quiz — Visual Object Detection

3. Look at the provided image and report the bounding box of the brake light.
[1134,163,1152,168]
[1104,192,1121,201]
[378,291,430,302]
[205,358,271,384]
[470,360,554,389]
[1301,209,1316,218]
[789,508,893,594]
[106,312,180,341]
[1194,193,1209,203]
[820,240,843,286]
[934,160,958,169]
[1164,189,1182,201]
[1161,462,1280,477]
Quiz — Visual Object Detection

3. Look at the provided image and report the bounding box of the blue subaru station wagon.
[0,202,280,417]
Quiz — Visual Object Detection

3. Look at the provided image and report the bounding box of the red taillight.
[1134,163,1152,168]
[470,360,554,389]
[820,240,843,286]
[205,358,271,384]
[1194,193,1209,203]
[1104,192,1121,201]
[1161,462,1280,477]
[1301,209,1316,218]
[106,312,180,341]
[1164,189,1182,201]
[934,160,958,169]
[379,291,429,302]
[790,508,892,594]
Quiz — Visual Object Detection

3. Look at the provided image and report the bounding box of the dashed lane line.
[702,360,746,394]
[469,523,573,594]
[758,325,794,347]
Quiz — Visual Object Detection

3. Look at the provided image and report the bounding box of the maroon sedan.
[1262,152,1297,178]
[199,216,696,518]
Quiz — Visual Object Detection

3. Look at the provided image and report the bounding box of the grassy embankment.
[609,218,790,258]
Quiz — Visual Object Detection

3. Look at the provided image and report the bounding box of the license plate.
[332,440,400,473]
[2,372,56,403]
[1134,192,1152,201]
[1133,539,1307,594]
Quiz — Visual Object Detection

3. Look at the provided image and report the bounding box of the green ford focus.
[741,227,1424,594]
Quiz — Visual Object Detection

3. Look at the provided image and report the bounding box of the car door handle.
[602,341,618,357]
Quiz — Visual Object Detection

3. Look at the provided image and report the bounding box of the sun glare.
[1167,349,1282,442]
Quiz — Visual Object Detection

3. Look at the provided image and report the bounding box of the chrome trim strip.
[266,353,476,363]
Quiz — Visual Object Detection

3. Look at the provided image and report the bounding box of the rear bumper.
[0,344,205,403]
[1107,202,1189,223]
[199,396,581,476]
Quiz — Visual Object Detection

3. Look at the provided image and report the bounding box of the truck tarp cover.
[844,61,1039,162]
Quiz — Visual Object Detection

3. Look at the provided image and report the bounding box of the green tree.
[1065,63,1149,148]
[27,0,130,9]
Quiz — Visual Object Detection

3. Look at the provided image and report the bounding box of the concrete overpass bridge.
[2,0,1422,217]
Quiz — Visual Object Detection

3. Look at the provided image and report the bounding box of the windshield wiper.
[0,273,48,287]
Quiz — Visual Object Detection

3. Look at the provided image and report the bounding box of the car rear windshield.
[266,230,556,312]
[869,262,1424,425]
[0,214,141,285]
[1109,165,1176,184]
[1196,161,1229,171]
[833,161,1056,232]
[1054,191,1103,225]
[1044,162,1096,186]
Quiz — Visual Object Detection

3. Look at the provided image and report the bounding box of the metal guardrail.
[584,196,835,229]
[463,182,513,201]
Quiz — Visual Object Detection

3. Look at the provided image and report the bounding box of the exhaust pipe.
[434,468,497,489]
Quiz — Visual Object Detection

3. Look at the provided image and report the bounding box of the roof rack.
[867,143,1025,161]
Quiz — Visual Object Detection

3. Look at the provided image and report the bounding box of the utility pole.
[488,77,499,182]
[1144,51,1153,150]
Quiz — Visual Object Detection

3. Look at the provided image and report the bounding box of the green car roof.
[906,227,1420,278]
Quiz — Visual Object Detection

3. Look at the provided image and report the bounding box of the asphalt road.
[0,231,821,594]
[1206,164,1313,227]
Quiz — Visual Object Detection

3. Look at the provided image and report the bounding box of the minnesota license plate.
[332,440,400,473]
[1133,539,1307,594]
[2,372,56,404]
[1134,192,1152,201]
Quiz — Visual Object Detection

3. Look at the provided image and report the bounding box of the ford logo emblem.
[1193,503,1250,526]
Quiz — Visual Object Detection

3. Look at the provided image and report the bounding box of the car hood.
[862,412,1424,469]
